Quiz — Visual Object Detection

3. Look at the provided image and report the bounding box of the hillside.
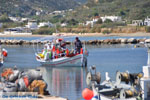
[67,0,150,21]
[0,0,80,17]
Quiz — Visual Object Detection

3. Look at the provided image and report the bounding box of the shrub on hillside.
[0,15,12,22]
[102,30,111,34]
[145,26,150,33]
[32,28,55,35]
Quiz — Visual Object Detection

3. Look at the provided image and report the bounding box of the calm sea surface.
[0,36,148,100]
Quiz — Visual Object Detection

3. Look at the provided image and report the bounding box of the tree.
[96,18,103,24]
[0,14,12,22]
[104,19,113,23]
[67,19,78,26]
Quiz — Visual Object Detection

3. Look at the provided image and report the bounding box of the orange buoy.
[82,88,94,100]
[2,51,7,57]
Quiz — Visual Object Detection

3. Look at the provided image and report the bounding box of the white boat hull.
[36,54,87,67]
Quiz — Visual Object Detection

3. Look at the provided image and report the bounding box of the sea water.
[0,44,147,100]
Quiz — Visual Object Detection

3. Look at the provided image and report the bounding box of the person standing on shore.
[74,37,82,54]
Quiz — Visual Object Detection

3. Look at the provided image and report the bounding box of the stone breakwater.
[0,38,150,45]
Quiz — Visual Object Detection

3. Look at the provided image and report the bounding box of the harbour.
[0,41,148,100]
[0,0,150,99]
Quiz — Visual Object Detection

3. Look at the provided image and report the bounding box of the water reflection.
[39,66,87,99]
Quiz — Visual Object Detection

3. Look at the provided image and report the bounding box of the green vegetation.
[145,26,150,33]
[66,0,150,21]
[0,15,12,23]
[32,27,55,35]
[102,30,111,34]
[100,22,126,28]
[0,0,79,17]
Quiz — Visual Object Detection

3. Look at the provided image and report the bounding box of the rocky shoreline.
[0,38,150,45]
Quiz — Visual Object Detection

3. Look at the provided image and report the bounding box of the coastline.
[0,32,150,37]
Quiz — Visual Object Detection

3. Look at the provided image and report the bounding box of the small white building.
[79,23,85,26]
[86,21,94,27]
[61,23,68,27]
[101,16,122,22]
[3,27,32,35]
[21,18,29,22]
[85,16,101,27]
[38,22,53,28]
[36,11,41,16]
[92,16,100,22]
[53,11,62,14]
[132,20,144,26]
[144,17,150,26]
[0,23,3,28]
[9,17,21,22]
[26,20,38,30]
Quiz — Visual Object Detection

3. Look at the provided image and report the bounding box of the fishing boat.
[34,36,88,67]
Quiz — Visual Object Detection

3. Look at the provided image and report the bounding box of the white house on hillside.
[9,17,21,22]
[86,21,94,27]
[38,22,53,28]
[26,20,38,30]
[144,17,150,26]
[101,16,122,22]
[85,16,101,27]
[131,20,144,26]
[61,23,68,27]
[21,18,29,22]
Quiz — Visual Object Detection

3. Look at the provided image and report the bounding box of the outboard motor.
[86,65,101,87]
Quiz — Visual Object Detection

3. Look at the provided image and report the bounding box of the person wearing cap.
[74,37,82,54]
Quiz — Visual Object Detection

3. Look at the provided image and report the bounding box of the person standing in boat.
[74,37,82,54]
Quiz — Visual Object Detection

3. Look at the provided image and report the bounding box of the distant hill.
[0,0,80,17]
[67,0,150,21]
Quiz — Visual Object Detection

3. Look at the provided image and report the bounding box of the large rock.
[127,38,137,43]
[120,38,128,43]
[110,39,118,44]
[145,39,150,43]
[138,38,146,43]
[103,39,111,44]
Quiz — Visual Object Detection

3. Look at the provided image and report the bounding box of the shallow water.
[0,44,148,100]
